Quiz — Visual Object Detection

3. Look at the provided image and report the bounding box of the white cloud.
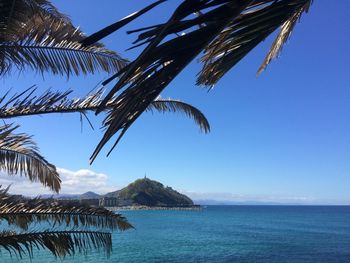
[0,168,119,196]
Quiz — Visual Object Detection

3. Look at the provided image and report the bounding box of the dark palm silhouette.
[79,0,313,162]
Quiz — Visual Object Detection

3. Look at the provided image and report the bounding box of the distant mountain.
[39,194,80,199]
[194,199,295,206]
[105,177,194,207]
[39,192,100,200]
[79,191,101,199]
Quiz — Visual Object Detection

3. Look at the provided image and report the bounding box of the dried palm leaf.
[0,124,61,192]
[0,230,112,259]
[0,188,133,231]
[198,0,313,86]
[257,0,313,74]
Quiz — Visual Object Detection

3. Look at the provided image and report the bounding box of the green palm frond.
[0,188,133,231]
[0,87,210,161]
[0,0,128,75]
[0,124,61,192]
[0,87,210,131]
[0,29,127,76]
[0,230,112,259]
[146,98,210,133]
[0,86,104,118]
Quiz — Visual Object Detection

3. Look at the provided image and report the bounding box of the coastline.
[105,205,203,211]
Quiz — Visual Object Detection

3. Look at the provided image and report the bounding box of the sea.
[1,206,350,263]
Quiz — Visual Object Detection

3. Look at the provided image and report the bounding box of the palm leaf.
[0,86,209,131]
[88,1,250,162]
[81,0,167,47]
[257,0,313,74]
[0,30,127,76]
[0,87,210,161]
[0,86,104,119]
[0,230,112,259]
[78,0,312,158]
[0,124,61,193]
[198,0,313,86]
[146,98,210,133]
[0,0,128,75]
[0,0,69,40]
[0,188,133,231]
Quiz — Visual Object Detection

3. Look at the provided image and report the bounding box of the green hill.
[105,178,194,207]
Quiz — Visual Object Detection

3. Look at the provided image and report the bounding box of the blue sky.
[1,1,350,204]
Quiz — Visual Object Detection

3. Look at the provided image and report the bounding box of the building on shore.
[99,197,133,207]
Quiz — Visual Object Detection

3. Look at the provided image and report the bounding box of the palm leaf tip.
[257,0,313,75]
[0,230,112,259]
[147,99,210,133]
[0,124,61,193]
[89,97,210,163]
[195,0,313,87]
[112,213,134,231]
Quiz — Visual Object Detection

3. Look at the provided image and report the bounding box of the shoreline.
[105,205,203,211]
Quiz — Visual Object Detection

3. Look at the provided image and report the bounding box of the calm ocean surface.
[1,206,350,263]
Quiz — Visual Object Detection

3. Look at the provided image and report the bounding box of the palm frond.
[88,1,250,162]
[0,0,128,75]
[146,98,210,133]
[0,0,69,40]
[0,230,112,259]
[0,29,127,76]
[0,86,209,131]
[0,124,61,193]
[0,87,210,161]
[0,86,104,119]
[81,0,167,47]
[257,0,312,75]
[197,0,312,87]
[80,0,313,159]
[0,188,133,231]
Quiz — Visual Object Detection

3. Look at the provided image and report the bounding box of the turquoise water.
[1,206,350,262]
